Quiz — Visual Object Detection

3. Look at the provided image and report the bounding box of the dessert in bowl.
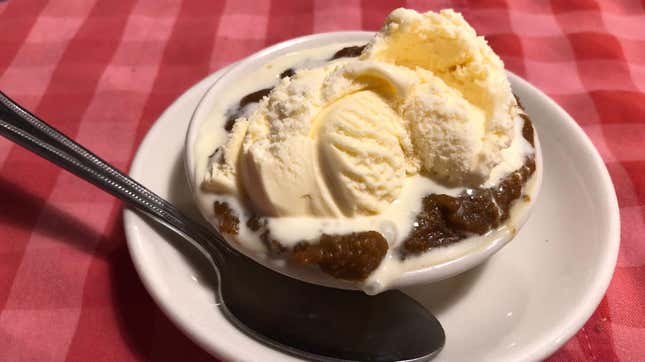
[186,9,542,294]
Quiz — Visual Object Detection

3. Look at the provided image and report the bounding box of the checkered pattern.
[0,0,643,360]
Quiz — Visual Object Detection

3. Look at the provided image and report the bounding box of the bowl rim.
[184,30,543,290]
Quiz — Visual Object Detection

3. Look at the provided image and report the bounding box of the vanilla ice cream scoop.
[317,89,407,215]
[364,8,516,184]
[401,75,488,185]
[210,62,414,218]
[203,8,518,218]
[238,66,342,217]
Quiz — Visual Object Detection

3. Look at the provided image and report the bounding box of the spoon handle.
[0,91,233,266]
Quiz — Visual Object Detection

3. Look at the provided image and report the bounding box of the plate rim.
[124,32,620,362]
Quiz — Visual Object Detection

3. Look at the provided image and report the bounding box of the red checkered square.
[360,0,404,30]
[485,33,526,74]
[590,90,645,123]
[162,24,219,66]
[502,56,526,77]
[265,0,315,44]
[551,0,600,13]
[567,32,628,60]
[487,33,523,57]
[578,60,636,91]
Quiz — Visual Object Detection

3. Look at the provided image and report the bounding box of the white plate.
[124,36,620,362]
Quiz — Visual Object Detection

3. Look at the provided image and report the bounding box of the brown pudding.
[212,201,239,235]
[400,156,535,257]
[291,232,388,280]
[330,44,366,60]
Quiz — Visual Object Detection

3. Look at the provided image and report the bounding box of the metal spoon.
[0,91,445,362]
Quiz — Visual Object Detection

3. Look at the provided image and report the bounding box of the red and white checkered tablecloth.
[0,0,643,360]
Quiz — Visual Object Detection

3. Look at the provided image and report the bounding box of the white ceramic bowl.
[185,32,543,291]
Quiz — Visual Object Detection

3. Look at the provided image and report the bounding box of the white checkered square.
[509,11,562,36]
[524,60,585,94]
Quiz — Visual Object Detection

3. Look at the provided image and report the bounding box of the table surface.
[1,0,644,361]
